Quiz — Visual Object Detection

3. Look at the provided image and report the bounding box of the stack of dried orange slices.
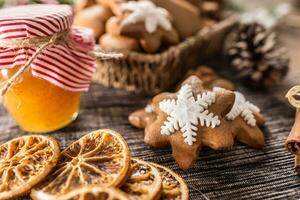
[0,129,189,200]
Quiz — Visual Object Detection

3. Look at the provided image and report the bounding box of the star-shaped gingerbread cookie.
[129,76,265,170]
[106,0,180,53]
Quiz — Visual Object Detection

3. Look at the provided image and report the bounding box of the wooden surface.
[1,81,297,200]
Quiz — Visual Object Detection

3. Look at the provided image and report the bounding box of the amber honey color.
[0,67,80,133]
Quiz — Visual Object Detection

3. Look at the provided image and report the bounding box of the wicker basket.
[93,16,238,95]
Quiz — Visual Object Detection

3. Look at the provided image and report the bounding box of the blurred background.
[232,0,300,99]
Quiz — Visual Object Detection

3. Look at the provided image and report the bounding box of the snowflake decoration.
[213,87,260,127]
[120,0,172,33]
[159,84,220,145]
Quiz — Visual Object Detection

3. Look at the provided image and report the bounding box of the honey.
[1,67,81,133]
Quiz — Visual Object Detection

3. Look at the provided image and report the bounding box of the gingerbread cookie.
[200,0,223,19]
[74,0,95,13]
[96,0,127,16]
[129,104,156,129]
[106,16,123,36]
[152,0,203,39]
[184,66,235,91]
[117,0,180,53]
[184,0,200,7]
[129,76,265,170]
[103,16,141,51]
[74,5,112,38]
[100,33,140,51]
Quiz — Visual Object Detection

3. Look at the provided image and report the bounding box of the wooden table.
[2,80,296,200]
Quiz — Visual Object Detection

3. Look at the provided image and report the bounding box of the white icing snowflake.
[213,87,260,127]
[120,0,172,33]
[159,84,220,145]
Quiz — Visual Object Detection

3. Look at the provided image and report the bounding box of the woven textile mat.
[1,81,298,200]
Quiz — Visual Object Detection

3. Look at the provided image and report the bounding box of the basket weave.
[93,16,238,95]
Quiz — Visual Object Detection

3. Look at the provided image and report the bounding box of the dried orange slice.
[31,129,130,200]
[150,163,189,200]
[0,135,60,200]
[121,158,162,200]
[37,186,130,200]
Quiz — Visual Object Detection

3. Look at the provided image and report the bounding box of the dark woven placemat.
[1,81,299,200]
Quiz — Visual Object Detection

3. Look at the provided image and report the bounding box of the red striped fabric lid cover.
[0,4,96,92]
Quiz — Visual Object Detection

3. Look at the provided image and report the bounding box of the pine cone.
[227,23,289,87]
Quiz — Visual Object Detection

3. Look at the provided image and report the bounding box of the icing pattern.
[159,84,220,145]
[213,87,260,126]
[120,0,172,33]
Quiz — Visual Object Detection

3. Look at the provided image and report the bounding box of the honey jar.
[0,5,96,133]
[0,67,81,133]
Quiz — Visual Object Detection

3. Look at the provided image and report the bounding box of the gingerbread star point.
[214,87,265,149]
[230,116,265,149]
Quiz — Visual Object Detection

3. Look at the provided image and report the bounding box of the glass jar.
[0,4,96,133]
[1,67,81,133]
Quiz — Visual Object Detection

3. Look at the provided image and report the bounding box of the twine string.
[286,85,300,108]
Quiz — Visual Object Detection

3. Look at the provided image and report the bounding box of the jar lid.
[0,4,73,39]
